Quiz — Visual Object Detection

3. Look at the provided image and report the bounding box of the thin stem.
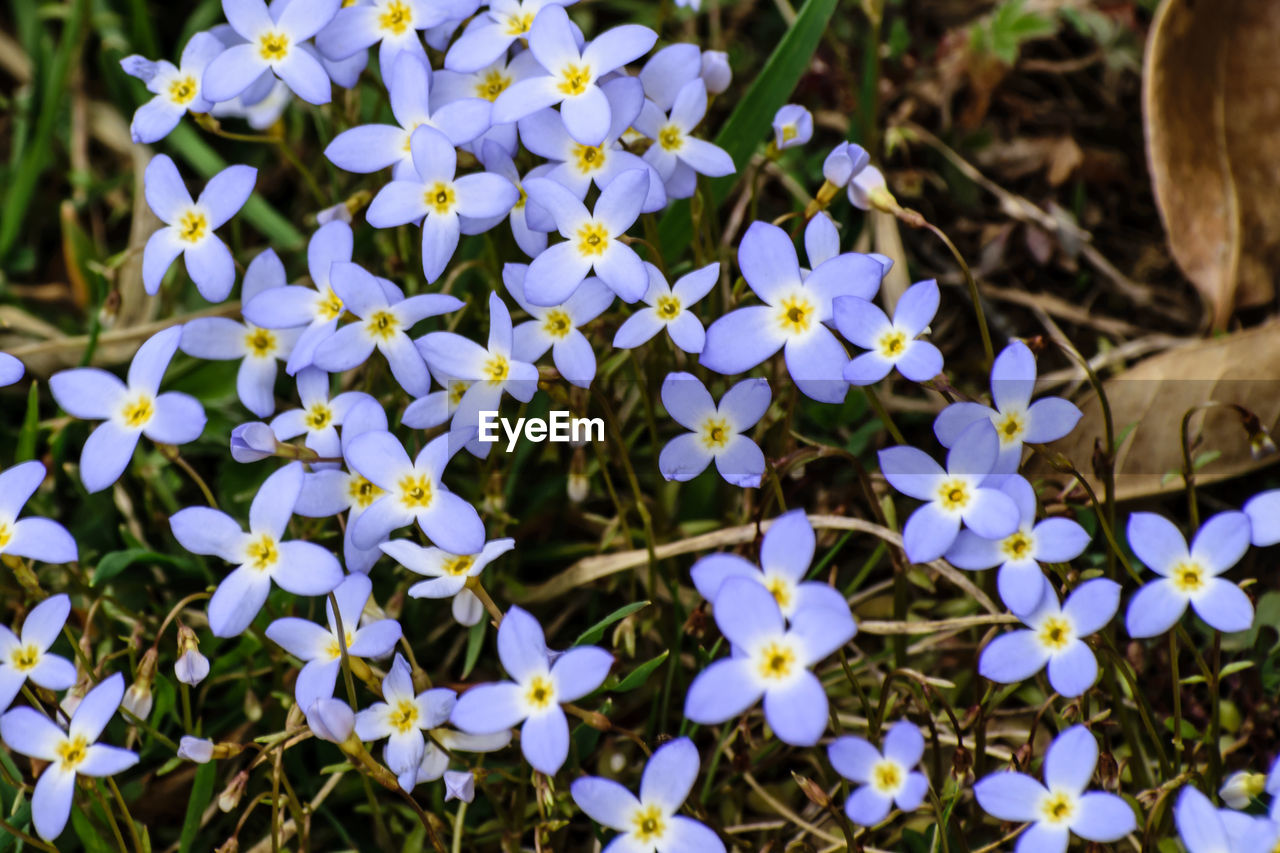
[1169,631,1182,773]
[1208,632,1223,790]
[107,777,143,853]
[157,444,218,509]
[466,577,504,625]
[180,681,193,732]
[94,779,131,853]
[909,217,993,368]
[862,386,906,446]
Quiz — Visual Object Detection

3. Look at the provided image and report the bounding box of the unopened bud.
[123,648,158,721]
[214,839,239,853]
[1219,771,1266,809]
[229,422,278,463]
[178,736,216,764]
[219,770,249,812]
[306,698,356,745]
[700,50,731,95]
[244,688,263,723]
[791,771,830,808]
[444,770,476,803]
[175,625,209,686]
[316,201,353,225]
[951,743,972,779]
[849,165,896,213]
[611,615,637,659]
[822,142,871,188]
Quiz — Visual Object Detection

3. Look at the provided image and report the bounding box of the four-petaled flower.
[269,367,375,461]
[613,262,718,354]
[450,605,612,775]
[771,104,812,150]
[316,0,452,73]
[505,263,613,388]
[835,278,944,386]
[354,652,458,790]
[974,725,1136,852]
[51,326,207,493]
[203,0,340,105]
[828,721,929,825]
[382,537,515,626]
[658,372,770,488]
[121,32,224,143]
[170,462,343,637]
[571,737,726,853]
[634,78,735,199]
[0,462,77,566]
[0,594,77,712]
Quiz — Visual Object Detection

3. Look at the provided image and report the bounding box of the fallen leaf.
[1028,324,1280,502]
[1143,0,1280,327]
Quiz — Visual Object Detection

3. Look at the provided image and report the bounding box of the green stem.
[862,386,906,446]
[1170,631,1182,773]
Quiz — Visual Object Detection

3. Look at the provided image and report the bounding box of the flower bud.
[791,771,830,808]
[214,839,239,853]
[178,736,215,764]
[771,104,813,151]
[316,201,353,225]
[1219,771,1266,809]
[848,164,895,212]
[123,648,158,721]
[700,50,731,95]
[444,770,475,803]
[175,625,209,686]
[218,770,249,812]
[306,698,355,745]
[822,142,871,188]
[229,422,277,463]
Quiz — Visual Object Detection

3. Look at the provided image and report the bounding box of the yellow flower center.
[524,674,555,709]
[871,760,902,794]
[1038,616,1072,651]
[996,411,1025,444]
[764,575,792,611]
[701,417,730,450]
[11,644,40,672]
[168,75,198,105]
[505,11,534,35]
[1001,530,1033,560]
[317,288,345,320]
[379,0,412,34]
[937,479,970,512]
[557,63,591,96]
[399,473,433,509]
[780,124,798,142]
[390,698,419,733]
[483,354,510,384]
[476,69,513,101]
[177,210,208,244]
[448,380,471,406]
[121,394,154,429]
[245,327,277,358]
[878,329,907,358]
[325,630,356,661]
[757,641,795,681]
[655,295,681,320]
[246,534,279,571]
[514,184,527,210]
[426,182,456,215]
[347,475,383,508]
[658,124,683,151]
[443,555,475,576]
[542,309,572,339]
[631,804,667,843]
[572,143,606,173]
[258,32,289,62]
[1172,561,1205,594]
[777,294,814,335]
[366,310,400,341]
[305,403,333,431]
[1040,790,1075,824]
[576,221,609,257]
[0,522,10,550]
[57,735,89,772]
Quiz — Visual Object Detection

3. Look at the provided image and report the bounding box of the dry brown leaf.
[1028,324,1280,502]
[1144,0,1280,327]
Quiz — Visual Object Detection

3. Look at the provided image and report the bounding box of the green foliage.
[969,0,1057,65]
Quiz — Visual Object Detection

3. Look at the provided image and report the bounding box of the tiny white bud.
[1219,771,1266,810]
[306,699,355,744]
[175,649,210,686]
[444,770,475,803]
[178,736,216,764]
[700,50,731,95]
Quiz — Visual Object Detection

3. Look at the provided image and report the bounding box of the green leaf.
[613,650,669,692]
[179,762,217,853]
[15,381,39,463]
[462,618,486,679]
[574,601,650,647]
[92,548,191,587]
[72,802,115,853]
[1179,660,1254,685]
[657,0,839,258]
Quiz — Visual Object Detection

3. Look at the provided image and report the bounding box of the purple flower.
[700,220,884,404]
[307,697,355,743]
[521,169,650,305]
[1174,785,1275,853]
[202,0,340,105]
[170,462,343,637]
[0,462,76,565]
[836,278,943,385]
[381,537,515,626]
[0,673,138,841]
[476,141,550,258]
[121,32,224,143]
[141,155,257,301]
[265,574,401,713]
[450,605,612,775]
[0,594,77,712]
[1125,511,1254,638]
[571,738,725,853]
[974,725,1135,852]
[877,420,1019,563]
[691,509,850,620]
[822,142,871,188]
[505,263,612,388]
[828,721,929,825]
[771,104,812,150]
[324,54,491,179]
[684,577,854,746]
[639,43,701,112]
[700,50,731,94]
[1243,489,1280,547]
[945,475,1090,615]
[315,0,454,72]
[354,653,457,790]
[0,351,23,386]
[658,372,770,488]
[934,341,1082,477]
[444,770,475,802]
[367,124,519,283]
[230,421,278,462]
[979,578,1119,697]
[443,0,572,73]
[243,220,355,375]
[179,249,301,417]
[491,6,656,146]
[613,262,718,354]
[432,50,545,158]
[269,367,375,461]
[344,430,486,555]
[312,261,462,397]
[50,326,206,493]
[635,79,735,199]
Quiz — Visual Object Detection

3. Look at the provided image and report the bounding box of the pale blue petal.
[571,777,640,831]
[1126,513,1188,576]
[714,435,765,488]
[713,578,783,649]
[1061,578,1120,636]
[683,657,760,724]
[978,630,1048,684]
[550,647,612,701]
[1192,578,1254,633]
[1125,578,1186,638]
[961,488,1019,540]
[894,279,939,337]
[737,221,800,304]
[1023,396,1082,443]
[80,421,142,493]
[699,306,786,375]
[760,509,813,582]
[991,341,1036,413]
[974,772,1045,822]
[933,402,994,447]
[521,707,570,775]
[828,736,879,784]
[844,786,892,826]
[784,328,848,404]
[451,681,526,732]
[1190,511,1251,574]
[763,670,828,746]
[883,720,925,768]
[497,606,549,682]
[1071,792,1136,842]
[1047,641,1097,698]
[640,737,699,813]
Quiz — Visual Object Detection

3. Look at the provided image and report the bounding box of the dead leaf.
[1028,323,1280,502]
[1143,0,1280,327]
